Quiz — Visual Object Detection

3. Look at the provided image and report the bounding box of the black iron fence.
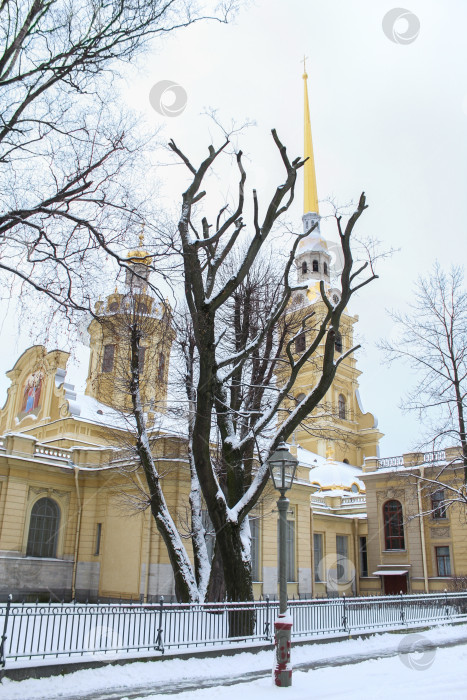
[2,591,467,669]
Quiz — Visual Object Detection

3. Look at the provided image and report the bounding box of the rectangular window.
[336,535,349,582]
[313,533,323,582]
[138,347,146,373]
[384,500,405,550]
[102,344,115,373]
[295,332,306,354]
[158,352,165,382]
[201,510,215,563]
[277,517,296,582]
[359,536,368,577]
[436,546,451,577]
[250,517,260,582]
[94,523,102,556]
[431,490,447,519]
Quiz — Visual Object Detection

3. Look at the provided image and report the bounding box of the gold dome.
[127,230,152,266]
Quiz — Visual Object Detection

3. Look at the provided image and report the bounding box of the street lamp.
[267,441,298,688]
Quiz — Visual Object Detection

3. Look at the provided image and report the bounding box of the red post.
[273,613,292,686]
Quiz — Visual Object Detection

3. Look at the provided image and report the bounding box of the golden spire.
[302,58,319,215]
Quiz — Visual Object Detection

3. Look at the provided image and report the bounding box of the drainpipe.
[310,507,314,598]
[417,466,429,593]
[71,466,83,601]
[353,517,359,596]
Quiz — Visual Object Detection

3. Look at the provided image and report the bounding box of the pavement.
[64,634,467,700]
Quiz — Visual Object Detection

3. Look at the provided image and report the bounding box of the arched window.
[312,259,319,272]
[27,498,60,558]
[383,500,405,550]
[295,392,306,404]
[301,261,308,274]
[108,301,119,313]
[335,331,343,353]
[323,262,328,276]
[137,303,148,315]
[338,394,346,420]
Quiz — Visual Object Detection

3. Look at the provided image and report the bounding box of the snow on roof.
[296,446,326,467]
[73,393,133,430]
[297,233,329,254]
[296,445,365,492]
[68,392,190,440]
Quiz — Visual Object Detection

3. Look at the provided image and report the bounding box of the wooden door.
[383,574,407,595]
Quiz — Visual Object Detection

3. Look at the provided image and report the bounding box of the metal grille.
[2,592,467,669]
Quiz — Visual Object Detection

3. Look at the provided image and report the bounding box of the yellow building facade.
[0,71,463,603]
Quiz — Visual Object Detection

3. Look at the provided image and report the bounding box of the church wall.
[98,496,144,598]
[311,511,358,597]
[0,436,374,602]
[75,561,101,600]
[0,475,29,553]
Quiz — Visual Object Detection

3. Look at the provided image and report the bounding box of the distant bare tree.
[382,264,467,514]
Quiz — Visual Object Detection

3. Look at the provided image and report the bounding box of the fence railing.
[378,451,447,469]
[2,591,467,669]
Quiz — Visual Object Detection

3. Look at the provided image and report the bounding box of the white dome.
[297,233,329,254]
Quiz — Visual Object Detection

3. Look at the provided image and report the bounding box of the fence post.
[444,589,450,619]
[0,594,12,670]
[263,595,271,641]
[341,593,348,633]
[400,591,405,624]
[155,596,164,654]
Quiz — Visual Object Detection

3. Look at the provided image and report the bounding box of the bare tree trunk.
[129,323,199,603]
[206,542,225,602]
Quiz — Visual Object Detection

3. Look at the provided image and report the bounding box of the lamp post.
[267,441,298,687]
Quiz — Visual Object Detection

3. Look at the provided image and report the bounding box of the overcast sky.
[1,0,466,458]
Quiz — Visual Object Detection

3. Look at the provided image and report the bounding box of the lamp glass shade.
[268,442,298,492]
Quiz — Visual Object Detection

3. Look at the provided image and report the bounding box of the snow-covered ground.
[2,623,467,700]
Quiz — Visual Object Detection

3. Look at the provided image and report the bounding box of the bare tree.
[0,0,237,316]
[167,129,378,615]
[382,264,467,515]
[99,129,378,619]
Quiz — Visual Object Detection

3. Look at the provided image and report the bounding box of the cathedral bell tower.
[288,63,383,466]
[85,232,173,415]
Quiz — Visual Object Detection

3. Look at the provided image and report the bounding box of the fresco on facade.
[21,371,44,414]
